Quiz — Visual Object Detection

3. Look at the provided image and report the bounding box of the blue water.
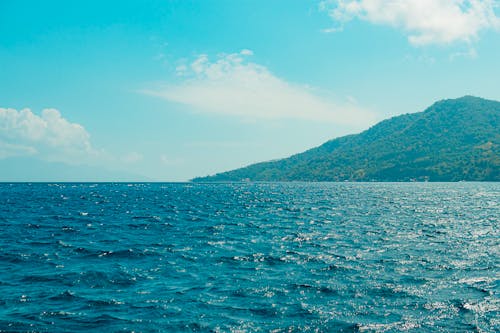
[0,183,498,332]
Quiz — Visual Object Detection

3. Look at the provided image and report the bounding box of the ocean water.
[0,182,498,332]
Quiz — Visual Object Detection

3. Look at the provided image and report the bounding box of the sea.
[0,182,498,332]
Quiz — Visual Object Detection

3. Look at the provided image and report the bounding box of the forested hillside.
[193,96,499,182]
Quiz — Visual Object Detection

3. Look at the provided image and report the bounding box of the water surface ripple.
[0,183,498,332]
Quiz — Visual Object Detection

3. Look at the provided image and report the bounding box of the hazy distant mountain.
[0,157,150,182]
[193,96,500,182]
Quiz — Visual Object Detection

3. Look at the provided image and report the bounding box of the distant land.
[193,96,500,182]
[0,158,150,182]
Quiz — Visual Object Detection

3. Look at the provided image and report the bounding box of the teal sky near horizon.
[2,0,500,181]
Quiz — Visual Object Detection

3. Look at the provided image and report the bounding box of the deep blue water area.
[0,182,498,332]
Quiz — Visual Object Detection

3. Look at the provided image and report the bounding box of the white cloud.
[321,0,500,45]
[143,50,375,126]
[0,141,37,159]
[0,107,98,163]
[240,49,254,56]
[175,64,188,75]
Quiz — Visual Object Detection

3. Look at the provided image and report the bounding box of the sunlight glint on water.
[0,183,498,332]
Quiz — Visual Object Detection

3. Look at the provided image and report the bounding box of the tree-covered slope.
[193,96,500,182]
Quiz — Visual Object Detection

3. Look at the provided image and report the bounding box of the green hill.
[193,96,500,182]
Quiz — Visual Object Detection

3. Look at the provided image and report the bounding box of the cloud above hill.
[144,50,375,127]
[321,0,500,45]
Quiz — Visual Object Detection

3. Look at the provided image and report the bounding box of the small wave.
[355,321,420,332]
[461,298,500,314]
[49,290,82,301]
[87,298,125,307]
[0,252,27,264]
[74,247,153,260]
[291,283,340,295]
[59,270,138,288]
[458,276,494,285]
[75,314,129,326]
[21,274,62,284]
[132,215,161,221]
[61,226,78,232]
[40,310,79,318]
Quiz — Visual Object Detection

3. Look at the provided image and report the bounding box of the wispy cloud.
[143,50,375,127]
[0,107,99,163]
[0,141,37,159]
[449,47,478,60]
[320,0,500,46]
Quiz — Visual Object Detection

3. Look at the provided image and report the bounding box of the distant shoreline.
[1,181,498,184]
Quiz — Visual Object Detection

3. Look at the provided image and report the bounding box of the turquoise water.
[0,183,498,332]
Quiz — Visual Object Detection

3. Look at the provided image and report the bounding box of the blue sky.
[1,0,500,181]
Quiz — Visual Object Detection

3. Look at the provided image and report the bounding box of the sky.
[1,0,500,181]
